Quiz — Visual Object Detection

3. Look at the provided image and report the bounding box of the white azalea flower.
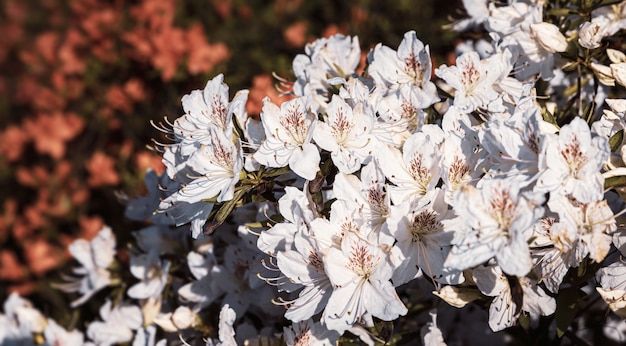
[313,95,376,174]
[368,31,439,104]
[388,188,463,286]
[154,75,250,238]
[272,198,363,323]
[597,261,626,318]
[86,300,142,346]
[473,265,555,332]
[591,61,616,86]
[376,125,444,205]
[591,1,626,39]
[178,126,243,203]
[597,261,626,291]
[159,126,243,238]
[529,194,618,294]
[368,30,430,88]
[128,250,170,301]
[332,161,394,244]
[548,195,616,264]
[269,192,335,321]
[435,51,508,112]
[217,304,237,346]
[178,247,221,310]
[257,186,317,256]
[535,117,609,204]
[53,226,116,307]
[218,236,284,319]
[485,2,540,36]
[124,169,179,225]
[254,96,320,180]
[276,228,333,322]
[597,288,626,318]
[0,293,47,344]
[445,178,543,276]
[509,25,562,80]
[162,74,248,177]
[611,62,626,88]
[372,84,428,147]
[528,217,577,293]
[177,74,236,137]
[603,314,626,343]
[440,107,481,206]
[478,99,545,181]
[157,197,213,239]
[44,318,84,345]
[485,2,562,80]
[322,231,407,333]
[283,319,339,346]
[292,34,361,112]
[127,249,171,324]
[433,285,481,308]
[450,0,490,31]
[421,310,447,346]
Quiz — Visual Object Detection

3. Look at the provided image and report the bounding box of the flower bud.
[432,286,481,308]
[611,63,626,87]
[591,62,616,86]
[607,48,626,64]
[597,287,626,319]
[606,99,626,114]
[530,22,568,52]
[172,306,197,329]
[578,22,603,49]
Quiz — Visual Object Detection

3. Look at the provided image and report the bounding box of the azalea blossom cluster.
[4,0,626,345]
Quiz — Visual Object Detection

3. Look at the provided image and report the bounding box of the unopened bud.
[591,62,615,86]
[531,22,568,52]
[433,286,481,308]
[172,306,197,329]
[607,48,626,64]
[578,22,603,49]
[611,63,626,87]
[606,99,626,114]
[596,287,626,318]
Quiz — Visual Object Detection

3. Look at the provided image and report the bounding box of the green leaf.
[604,175,626,189]
[577,257,588,277]
[562,61,579,72]
[563,82,579,98]
[232,111,246,141]
[609,130,624,152]
[546,8,574,16]
[542,108,559,127]
[203,187,249,235]
[262,166,292,178]
[555,287,580,338]
[518,312,530,331]
[201,196,219,203]
[583,102,596,123]
[374,319,394,343]
[599,0,625,7]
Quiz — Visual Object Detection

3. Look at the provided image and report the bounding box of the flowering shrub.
[0,0,450,298]
[4,0,626,345]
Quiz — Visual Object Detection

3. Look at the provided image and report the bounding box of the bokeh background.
[0,0,460,317]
